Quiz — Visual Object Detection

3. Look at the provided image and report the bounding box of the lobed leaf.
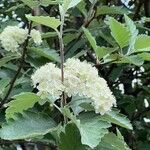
[58,123,86,150]
[107,17,130,49]
[62,108,111,148]
[94,132,131,150]
[0,111,56,140]
[78,113,111,148]
[6,92,41,120]
[101,109,133,130]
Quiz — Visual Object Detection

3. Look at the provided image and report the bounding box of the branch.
[0,22,32,108]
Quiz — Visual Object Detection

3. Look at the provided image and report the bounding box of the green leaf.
[63,0,82,11]
[78,113,111,148]
[79,103,94,111]
[21,0,61,8]
[65,39,85,58]
[138,53,150,61]
[134,35,150,52]
[6,92,41,120]
[69,95,92,115]
[0,111,56,140]
[96,46,117,59]
[109,66,123,81]
[41,32,57,39]
[107,18,130,49]
[116,129,131,150]
[63,33,77,45]
[101,109,133,130]
[6,4,25,12]
[58,123,86,150]
[0,54,20,68]
[77,0,87,17]
[26,15,61,30]
[83,27,117,59]
[62,107,79,125]
[62,108,111,148]
[142,17,150,22]
[97,6,130,16]
[28,47,60,63]
[124,15,138,54]
[95,133,131,150]
[83,27,97,52]
[21,0,39,8]
[40,0,62,6]
[98,30,116,46]
[118,55,144,66]
[0,78,10,96]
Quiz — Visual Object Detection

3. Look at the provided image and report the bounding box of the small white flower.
[0,26,28,52]
[0,36,18,52]
[31,63,64,101]
[30,29,42,45]
[0,26,42,53]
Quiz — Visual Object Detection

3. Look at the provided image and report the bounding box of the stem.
[58,10,68,123]
[59,14,65,107]
[53,103,62,113]
[60,15,65,84]
[0,22,32,108]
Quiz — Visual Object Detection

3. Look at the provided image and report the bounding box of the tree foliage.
[0,0,150,150]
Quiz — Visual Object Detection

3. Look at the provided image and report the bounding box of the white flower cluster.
[30,29,42,45]
[31,58,116,115]
[31,63,63,101]
[64,58,116,114]
[0,26,42,52]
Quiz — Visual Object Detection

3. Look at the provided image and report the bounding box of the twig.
[0,22,32,108]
